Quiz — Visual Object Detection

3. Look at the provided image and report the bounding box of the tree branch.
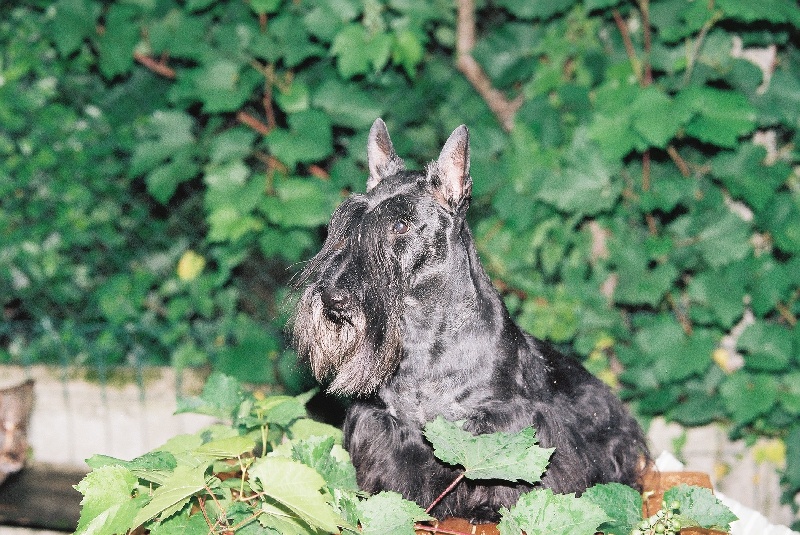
[455,0,522,132]
[133,52,176,79]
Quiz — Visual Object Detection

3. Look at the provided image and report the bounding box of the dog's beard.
[292,288,403,396]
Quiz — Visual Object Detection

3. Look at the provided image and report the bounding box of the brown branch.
[237,111,272,135]
[455,0,522,132]
[612,9,640,84]
[667,145,691,177]
[425,473,465,515]
[308,164,330,180]
[640,0,652,85]
[133,52,176,79]
[413,523,476,535]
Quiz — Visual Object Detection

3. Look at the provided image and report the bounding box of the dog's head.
[290,118,473,395]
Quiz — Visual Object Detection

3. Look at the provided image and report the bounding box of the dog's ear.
[367,118,405,191]
[429,125,472,213]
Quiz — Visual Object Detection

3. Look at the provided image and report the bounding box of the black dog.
[291,119,649,522]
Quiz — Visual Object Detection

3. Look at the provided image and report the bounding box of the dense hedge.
[1,0,799,522]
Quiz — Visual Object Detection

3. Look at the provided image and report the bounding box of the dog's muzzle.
[320,287,354,323]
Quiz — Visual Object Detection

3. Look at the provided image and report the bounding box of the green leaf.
[97,4,139,78]
[266,110,333,169]
[51,0,100,55]
[498,488,609,535]
[249,457,344,533]
[662,485,738,531]
[86,451,178,485]
[676,86,757,148]
[738,320,793,372]
[581,483,642,535]
[148,511,209,535]
[712,144,788,213]
[356,491,433,535]
[331,24,392,78]
[131,464,208,527]
[75,465,142,535]
[630,87,685,148]
[693,210,752,268]
[195,435,256,459]
[536,129,622,215]
[261,178,340,228]
[175,372,245,420]
[423,417,553,483]
[250,0,282,15]
[615,262,678,307]
[311,79,384,129]
[720,372,779,425]
[495,0,577,19]
[291,435,359,491]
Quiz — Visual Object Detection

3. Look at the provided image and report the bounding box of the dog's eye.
[391,221,409,235]
[331,238,346,250]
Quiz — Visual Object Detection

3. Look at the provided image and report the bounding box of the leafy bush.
[1,0,799,522]
[75,373,738,535]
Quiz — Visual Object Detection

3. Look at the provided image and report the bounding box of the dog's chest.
[379,378,478,427]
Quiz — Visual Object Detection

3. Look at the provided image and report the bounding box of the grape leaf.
[249,456,345,533]
[663,484,738,531]
[497,488,610,535]
[131,464,209,528]
[356,491,433,535]
[581,483,642,535]
[423,416,553,484]
[86,451,178,485]
[194,435,256,459]
[74,465,143,535]
[175,372,244,420]
[291,435,359,491]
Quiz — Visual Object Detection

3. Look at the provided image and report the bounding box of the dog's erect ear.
[428,125,472,213]
[367,118,405,191]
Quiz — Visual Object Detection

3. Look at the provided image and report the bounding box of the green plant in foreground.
[74,373,736,535]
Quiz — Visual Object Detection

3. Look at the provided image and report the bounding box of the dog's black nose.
[321,288,351,312]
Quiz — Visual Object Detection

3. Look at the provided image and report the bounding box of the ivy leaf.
[630,87,685,148]
[738,320,793,372]
[97,4,139,78]
[498,488,610,535]
[580,483,642,535]
[423,417,553,484]
[266,110,333,169]
[331,24,392,78]
[249,457,344,533]
[663,485,738,531]
[676,86,757,148]
[74,465,143,535]
[356,491,434,535]
[51,0,100,55]
[719,372,779,425]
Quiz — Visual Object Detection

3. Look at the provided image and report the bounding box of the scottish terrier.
[291,118,649,522]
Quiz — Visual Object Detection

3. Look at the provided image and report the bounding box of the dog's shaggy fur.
[291,119,650,522]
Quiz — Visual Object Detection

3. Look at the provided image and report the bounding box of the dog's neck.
[381,224,526,423]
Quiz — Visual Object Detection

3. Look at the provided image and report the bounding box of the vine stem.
[413,523,476,535]
[425,473,466,514]
[455,0,522,131]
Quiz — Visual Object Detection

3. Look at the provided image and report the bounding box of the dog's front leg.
[343,401,459,509]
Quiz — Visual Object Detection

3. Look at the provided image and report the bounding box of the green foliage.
[75,374,736,535]
[2,0,799,521]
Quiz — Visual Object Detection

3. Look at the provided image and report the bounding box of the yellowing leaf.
[752,439,786,466]
[177,250,205,281]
